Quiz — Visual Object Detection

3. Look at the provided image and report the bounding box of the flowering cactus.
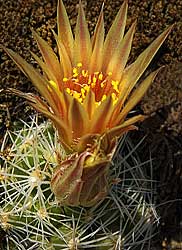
[3,0,172,206]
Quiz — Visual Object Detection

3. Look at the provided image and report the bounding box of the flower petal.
[74,1,92,68]
[75,133,99,152]
[107,125,137,139]
[106,21,136,80]
[52,30,72,77]
[119,25,173,102]
[89,4,105,73]
[81,159,109,206]
[4,47,70,122]
[31,51,62,89]
[51,152,87,206]
[3,47,57,109]
[115,68,160,124]
[8,88,72,151]
[32,30,63,84]
[62,90,72,121]
[57,0,74,62]
[107,115,144,139]
[68,98,89,140]
[63,90,72,104]
[83,90,95,119]
[90,96,113,133]
[102,0,128,72]
[109,25,173,127]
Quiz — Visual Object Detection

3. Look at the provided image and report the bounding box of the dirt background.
[0,0,182,249]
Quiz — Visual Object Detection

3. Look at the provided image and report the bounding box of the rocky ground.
[0,0,182,249]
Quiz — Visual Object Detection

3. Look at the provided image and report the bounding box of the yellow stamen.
[84,85,90,92]
[101,81,106,88]
[81,88,86,98]
[93,76,97,83]
[101,94,107,101]
[82,70,88,77]
[91,82,96,88]
[73,91,81,99]
[66,88,71,94]
[73,68,78,77]
[111,80,119,93]
[77,62,82,67]
[99,73,103,81]
[87,76,91,85]
[61,65,120,106]
[111,93,118,105]
[63,77,68,82]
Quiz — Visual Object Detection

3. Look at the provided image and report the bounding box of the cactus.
[1,0,172,248]
[0,117,158,249]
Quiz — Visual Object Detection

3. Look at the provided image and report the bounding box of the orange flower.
[3,1,173,206]
[4,0,172,153]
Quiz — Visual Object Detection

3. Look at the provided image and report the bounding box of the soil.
[0,0,182,249]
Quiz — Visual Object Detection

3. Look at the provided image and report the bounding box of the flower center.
[50,63,120,105]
